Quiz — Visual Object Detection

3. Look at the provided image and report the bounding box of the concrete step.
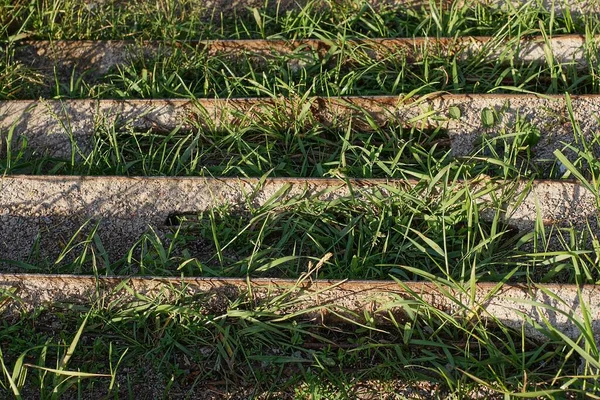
[2,272,598,343]
[0,175,594,262]
[2,95,599,161]
[11,36,592,75]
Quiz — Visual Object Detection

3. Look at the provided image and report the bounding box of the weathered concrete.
[0,176,406,263]
[1,273,599,343]
[12,35,593,75]
[0,175,595,263]
[2,95,600,161]
[0,98,282,157]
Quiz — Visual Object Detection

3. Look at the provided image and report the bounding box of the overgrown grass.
[12,177,523,280]
[2,121,452,179]
[3,0,600,99]
[3,0,600,398]
[2,267,600,398]
[4,35,600,99]
[0,101,562,180]
[2,101,599,284]
[0,0,590,41]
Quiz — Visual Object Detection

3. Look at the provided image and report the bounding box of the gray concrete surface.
[334,94,600,161]
[3,95,600,161]
[1,273,599,343]
[0,176,595,264]
[0,94,595,161]
[0,176,404,263]
[12,35,593,76]
[0,98,281,157]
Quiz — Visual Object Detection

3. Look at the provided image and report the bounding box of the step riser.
[2,273,598,342]
[12,36,591,75]
[0,176,595,262]
[2,95,599,160]
[0,176,394,262]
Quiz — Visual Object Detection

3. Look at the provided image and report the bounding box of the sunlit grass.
[2,262,600,397]
[3,0,600,397]
[2,0,600,99]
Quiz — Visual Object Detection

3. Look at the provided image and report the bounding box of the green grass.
[0,98,560,180]
[3,0,600,397]
[2,271,600,398]
[11,177,524,281]
[3,117,452,178]
[4,35,600,99]
[3,0,600,99]
[3,105,580,282]
[1,0,589,41]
